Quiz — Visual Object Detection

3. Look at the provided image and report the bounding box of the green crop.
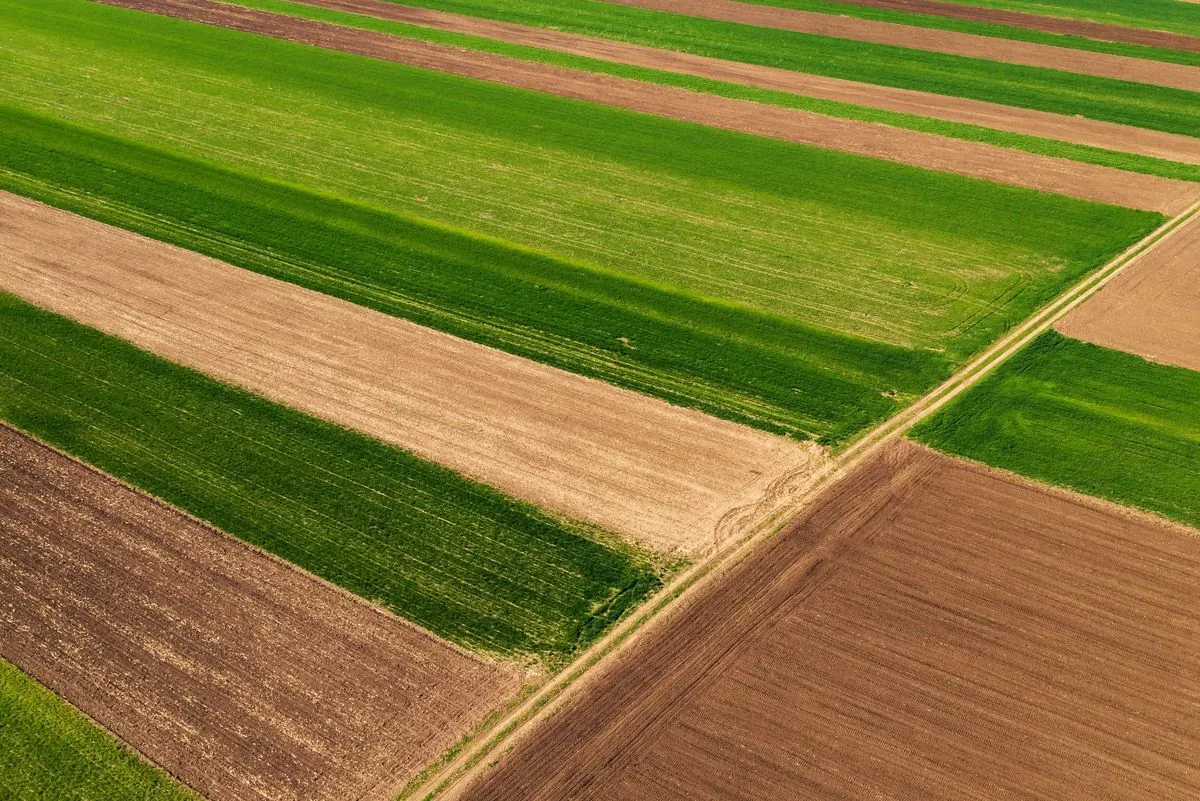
[933,0,1200,38]
[912,331,1200,529]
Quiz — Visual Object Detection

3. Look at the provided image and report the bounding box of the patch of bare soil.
[93,1,1198,212]
[1058,210,1200,371]
[0,192,822,553]
[459,441,1200,800]
[0,425,519,801]
[606,0,1200,91]
[831,0,1200,53]
[283,0,1200,166]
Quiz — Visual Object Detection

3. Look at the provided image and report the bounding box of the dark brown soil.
[0,425,518,801]
[459,441,1200,800]
[830,0,1200,54]
[95,0,1198,213]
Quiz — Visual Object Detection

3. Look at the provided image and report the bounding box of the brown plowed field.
[282,0,1200,166]
[830,0,1200,53]
[1058,211,1200,371]
[459,441,1200,801]
[0,424,518,801]
[606,0,1200,90]
[0,192,822,553]
[93,1,1198,212]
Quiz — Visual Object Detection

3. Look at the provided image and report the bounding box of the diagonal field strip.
[89,0,1198,212]
[241,0,1200,166]
[604,0,1200,90]
[406,194,1200,801]
[0,191,822,554]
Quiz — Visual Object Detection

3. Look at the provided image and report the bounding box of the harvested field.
[819,0,1200,53]
[459,441,1200,801]
[0,424,519,801]
[606,0,1200,90]
[1058,211,1200,371]
[90,0,1196,212]
[0,192,820,553]
[268,0,1200,166]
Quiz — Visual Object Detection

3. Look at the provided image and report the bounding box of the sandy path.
[0,192,822,553]
[605,0,1200,91]
[278,0,1200,165]
[829,0,1200,53]
[94,0,1198,211]
[460,441,1200,800]
[0,424,518,801]
[1057,211,1200,371]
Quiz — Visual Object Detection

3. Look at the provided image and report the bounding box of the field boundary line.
[407,195,1200,801]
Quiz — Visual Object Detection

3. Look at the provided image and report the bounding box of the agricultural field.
[456,442,1200,800]
[4,0,1200,797]
[0,660,196,801]
[0,0,1166,443]
[0,425,518,800]
[912,331,1200,529]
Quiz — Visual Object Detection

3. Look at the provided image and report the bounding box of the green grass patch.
[0,660,196,800]
[370,0,1200,135]
[0,293,662,662]
[934,0,1200,39]
[222,0,1200,182]
[743,0,1200,66]
[912,331,1200,529]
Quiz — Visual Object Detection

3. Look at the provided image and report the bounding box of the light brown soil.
[94,1,1198,212]
[458,441,1200,801]
[0,424,518,801]
[828,0,1200,53]
[282,0,1200,166]
[606,0,1200,91]
[0,192,822,553]
[1057,211,1200,371]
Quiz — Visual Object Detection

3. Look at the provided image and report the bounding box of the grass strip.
[370,0,1200,135]
[933,0,1200,39]
[743,0,1200,66]
[0,293,662,661]
[224,0,1200,182]
[0,660,196,801]
[912,331,1200,529]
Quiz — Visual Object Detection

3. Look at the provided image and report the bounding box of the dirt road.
[459,442,1200,800]
[605,0,1200,90]
[279,0,1200,165]
[0,424,517,801]
[1058,211,1200,371]
[0,192,823,553]
[93,0,1200,212]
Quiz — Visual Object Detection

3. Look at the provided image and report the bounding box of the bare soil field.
[0,424,518,801]
[0,192,822,553]
[282,0,1200,165]
[606,0,1200,90]
[832,0,1200,53]
[459,441,1200,801]
[94,1,1198,211]
[1058,211,1200,371]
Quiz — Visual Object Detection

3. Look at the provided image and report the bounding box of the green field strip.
[0,293,662,662]
[220,0,1200,182]
[0,660,197,801]
[933,0,1200,39]
[346,0,1200,135]
[740,0,1200,66]
[1,4,1163,340]
[912,331,1200,529]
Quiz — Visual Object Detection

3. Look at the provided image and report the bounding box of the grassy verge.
[0,660,196,800]
[0,293,662,662]
[365,0,1200,135]
[222,0,1200,182]
[933,0,1200,39]
[743,0,1200,66]
[912,331,1200,529]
